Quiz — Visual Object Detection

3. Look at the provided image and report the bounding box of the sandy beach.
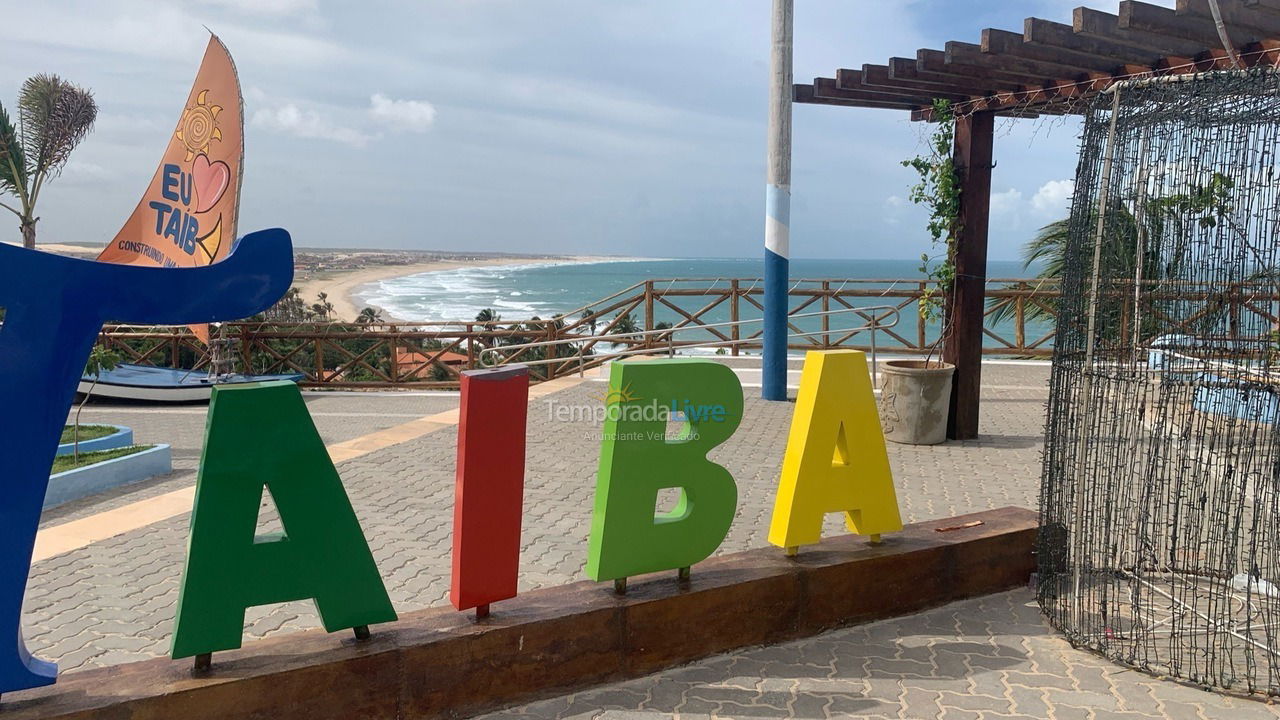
[294,256,610,322]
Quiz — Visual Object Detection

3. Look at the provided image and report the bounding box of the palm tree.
[0,75,98,248]
[475,308,501,324]
[991,174,1236,336]
[356,307,383,324]
[265,286,309,322]
[311,291,335,321]
[613,311,640,339]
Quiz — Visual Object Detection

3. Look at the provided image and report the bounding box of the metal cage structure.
[1040,68,1280,696]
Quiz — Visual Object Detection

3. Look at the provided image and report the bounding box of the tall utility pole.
[763,0,793,401]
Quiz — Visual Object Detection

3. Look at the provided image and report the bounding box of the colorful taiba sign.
[0,229,294,695]
[97,35,244,343]
[450,366,529,615]
[0,347,901,693]
[171,381,397,659]
[586,359,742,581]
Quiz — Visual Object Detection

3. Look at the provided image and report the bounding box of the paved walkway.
[15,357,1276,715]
[481,590,1278,720]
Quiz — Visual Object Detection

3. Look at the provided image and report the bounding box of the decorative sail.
[97,35,244,343]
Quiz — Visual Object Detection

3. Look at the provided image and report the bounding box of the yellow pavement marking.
[32,368,602,564]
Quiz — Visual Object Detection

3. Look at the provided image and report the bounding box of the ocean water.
[358,257,1050,350]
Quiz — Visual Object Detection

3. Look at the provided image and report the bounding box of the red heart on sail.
[191,154,230,214]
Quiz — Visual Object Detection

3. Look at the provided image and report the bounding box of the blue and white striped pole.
[763,0,793,401]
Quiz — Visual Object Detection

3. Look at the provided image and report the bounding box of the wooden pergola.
[797,0,1280,439]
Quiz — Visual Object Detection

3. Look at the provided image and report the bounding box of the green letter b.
[586,359,742,582]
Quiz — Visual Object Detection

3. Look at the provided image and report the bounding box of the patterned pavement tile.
[23,359,1272,717]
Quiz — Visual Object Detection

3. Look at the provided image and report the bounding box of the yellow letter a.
[768,350,902,549]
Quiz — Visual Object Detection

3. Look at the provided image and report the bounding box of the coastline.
[294,255,615,323]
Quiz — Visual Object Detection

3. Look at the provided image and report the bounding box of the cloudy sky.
[0,0,1174,261]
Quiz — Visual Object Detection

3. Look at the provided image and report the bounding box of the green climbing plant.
[901,99,962,345]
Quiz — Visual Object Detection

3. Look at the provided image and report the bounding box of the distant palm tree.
[613,311,640,338]
[356,307,383,324]
[265,286,309,322]
[0,75,98,248]
[311,291,335,321]
[475,308,501,323]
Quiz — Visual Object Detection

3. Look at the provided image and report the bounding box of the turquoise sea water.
[358,257,1051,351]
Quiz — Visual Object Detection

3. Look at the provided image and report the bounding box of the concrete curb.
[55,425,133,457]
[44,444,172,509]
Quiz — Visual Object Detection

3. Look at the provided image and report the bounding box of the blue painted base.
[1193,382,1280,425]
[762,248,788,401]
[44,444,172,509]
[55,424,132,456]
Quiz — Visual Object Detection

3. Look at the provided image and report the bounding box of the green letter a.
[171,381,396,659]
[586,359,742,581]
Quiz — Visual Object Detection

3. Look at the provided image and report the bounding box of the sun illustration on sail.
[600,383,640,406]
[175,90,223,161]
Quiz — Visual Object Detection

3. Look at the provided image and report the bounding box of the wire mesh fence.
[1039,69,1280,696]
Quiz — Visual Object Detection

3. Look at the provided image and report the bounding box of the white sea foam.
[356,257,651,322]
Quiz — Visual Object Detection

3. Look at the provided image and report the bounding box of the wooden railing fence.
[93,277,1280,388]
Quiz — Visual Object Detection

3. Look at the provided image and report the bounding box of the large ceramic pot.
[877,359,955,445]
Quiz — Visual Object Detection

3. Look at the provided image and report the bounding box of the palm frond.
[18,74,97,181]
[986,217,1072,325]
[0,102,26,198]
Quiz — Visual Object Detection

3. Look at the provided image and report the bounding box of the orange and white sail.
[98,35,244,342]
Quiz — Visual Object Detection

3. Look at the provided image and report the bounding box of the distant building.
[394,347,469,379]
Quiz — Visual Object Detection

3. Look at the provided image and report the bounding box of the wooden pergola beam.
[812,77,965,107]
[1176,0,1280,40]
[793,83,920,110]
[982,27,1139,74]
[918,48,1043,85]
[892,56,1029,91]
[1244,38,1280,64]
[812,2,1280,120]
[1023,17,1170,65]
[1074,6,1210,56]
[1244,0,1280,15]
[836,69,977,102]
[946,40,1102,81]
[910,106,1042,121]
[859,64,1001,98]
[791,0,1280,440]
[1120,0,1264,47]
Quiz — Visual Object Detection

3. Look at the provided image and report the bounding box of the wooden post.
[390,332,401,384]
[315,338,325,384]
[644,280,654,347]
[944,111,994,440]
[239,325,250,374]
[821,280,830,347]
[918,281,927,351]
[730,279,740,356]
[1014,292,1026,351]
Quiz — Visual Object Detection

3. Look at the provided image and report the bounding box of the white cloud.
[59,161,115,184]
[195,0,316,15]
[882,195,906,225]
[990,188,1023,215]
[1032,179,1074,215]
[251,104,369,147]
[369,93,436,132]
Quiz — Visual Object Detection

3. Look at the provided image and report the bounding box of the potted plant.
[881,99,959,445]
